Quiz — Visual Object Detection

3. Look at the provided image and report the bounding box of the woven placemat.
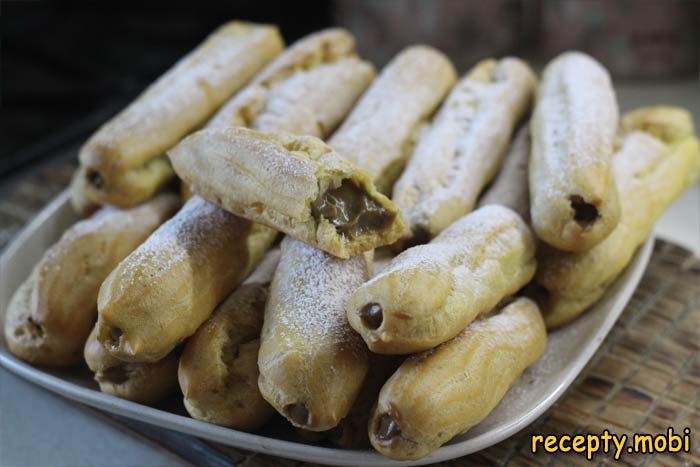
[1,161,698,467]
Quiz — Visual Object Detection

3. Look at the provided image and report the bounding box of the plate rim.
[0,191,655,467]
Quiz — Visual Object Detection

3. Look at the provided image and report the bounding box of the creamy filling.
[312,179,394,238]
[569,194,600,229]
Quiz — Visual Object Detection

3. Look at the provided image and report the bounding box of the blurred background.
[2,0,698,176]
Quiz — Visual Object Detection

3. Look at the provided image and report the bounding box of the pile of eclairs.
[5,21,698,461]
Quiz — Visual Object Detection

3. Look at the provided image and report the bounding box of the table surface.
[0,82,698,467]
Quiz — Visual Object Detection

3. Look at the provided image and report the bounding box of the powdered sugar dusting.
[383,205,532,276]
[112,196,246,293]
[534,51,618,175]
[82,23,280,167]
[329,46,456,182]
[393,57,535,235]
[265,237,368,349]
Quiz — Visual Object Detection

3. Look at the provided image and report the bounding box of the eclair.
[392,57,535,245]
[169,128,405,259]
[535,107,700,328]
[97,29,376,362]
[347,205,536,354]
[369,298,546,460]
[96,196,275,363]
[477,124,532,221]
[207,28,375,138]
[178,27,375,198]
[326,355,401,448]
[529,51,620,252]
[328,45,457,193]
[3,194,179,367]
[178,250,280,431]
[257,237,371,431]
[84,325,179,405]
[69,167,100,217]
[79,21,283,207]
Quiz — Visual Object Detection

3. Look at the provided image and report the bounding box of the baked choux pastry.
[257,237,370,431]
[79,21,283,207]
[96,196,276,363]
[178,250,280,431]
[4,194,179,367]
[529,51,620,252]
[477,124,531,221]
[328,45,457,193]
[347,205,536,354]
[369,297,546,460]
[208,28,375,138]
[326,355,401,448]
[169,128,404,259]
[393,57,535,245]
[97,29,375,363]
[84,325,179,405]
[535,107,699,328]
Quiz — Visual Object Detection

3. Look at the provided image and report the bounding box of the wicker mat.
[1,162,698,467]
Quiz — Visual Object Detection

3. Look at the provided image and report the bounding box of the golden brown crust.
[3,195,179,367]
[178,250,279,431]
[96,196,277,362]
[169,127,405,258]
[347,205,536,354]
[79,21,283,207]
[84,326,179,405]
[329,45,457,194]
[393,57,535,243]
[369,298,546,460]
[477,124,532,221]
[95,29,373,368]
[257,237,370,431]
[529,51,620,252]
[536,107,700,328]
[326,355,402,448]
[207,28,375,137]
[619,106,695,143]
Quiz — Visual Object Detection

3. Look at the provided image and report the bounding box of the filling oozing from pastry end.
[312,179,394,238]
[375,413,401,442]
[285,403,310,426]
[359,303,383,330]
[569,195,600,229]
[86,169,105,190]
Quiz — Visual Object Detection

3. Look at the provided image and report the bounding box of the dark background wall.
[1,0,698,178]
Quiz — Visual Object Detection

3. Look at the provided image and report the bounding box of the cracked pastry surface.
[3,194,179,367]
[257,237,371,431]
[529,51,620,252]
[178,250,279,431]
[95,196,277,363]
[346,205,536,354]
[78,21,283,207]
[84,325,179,405]
[535,107,700,328]
[369,298,546,460]
[393,57,535,245]
[95,29,374,367]
[207,28,375,138]
[169,127,405,258]
[328,45,457,194]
